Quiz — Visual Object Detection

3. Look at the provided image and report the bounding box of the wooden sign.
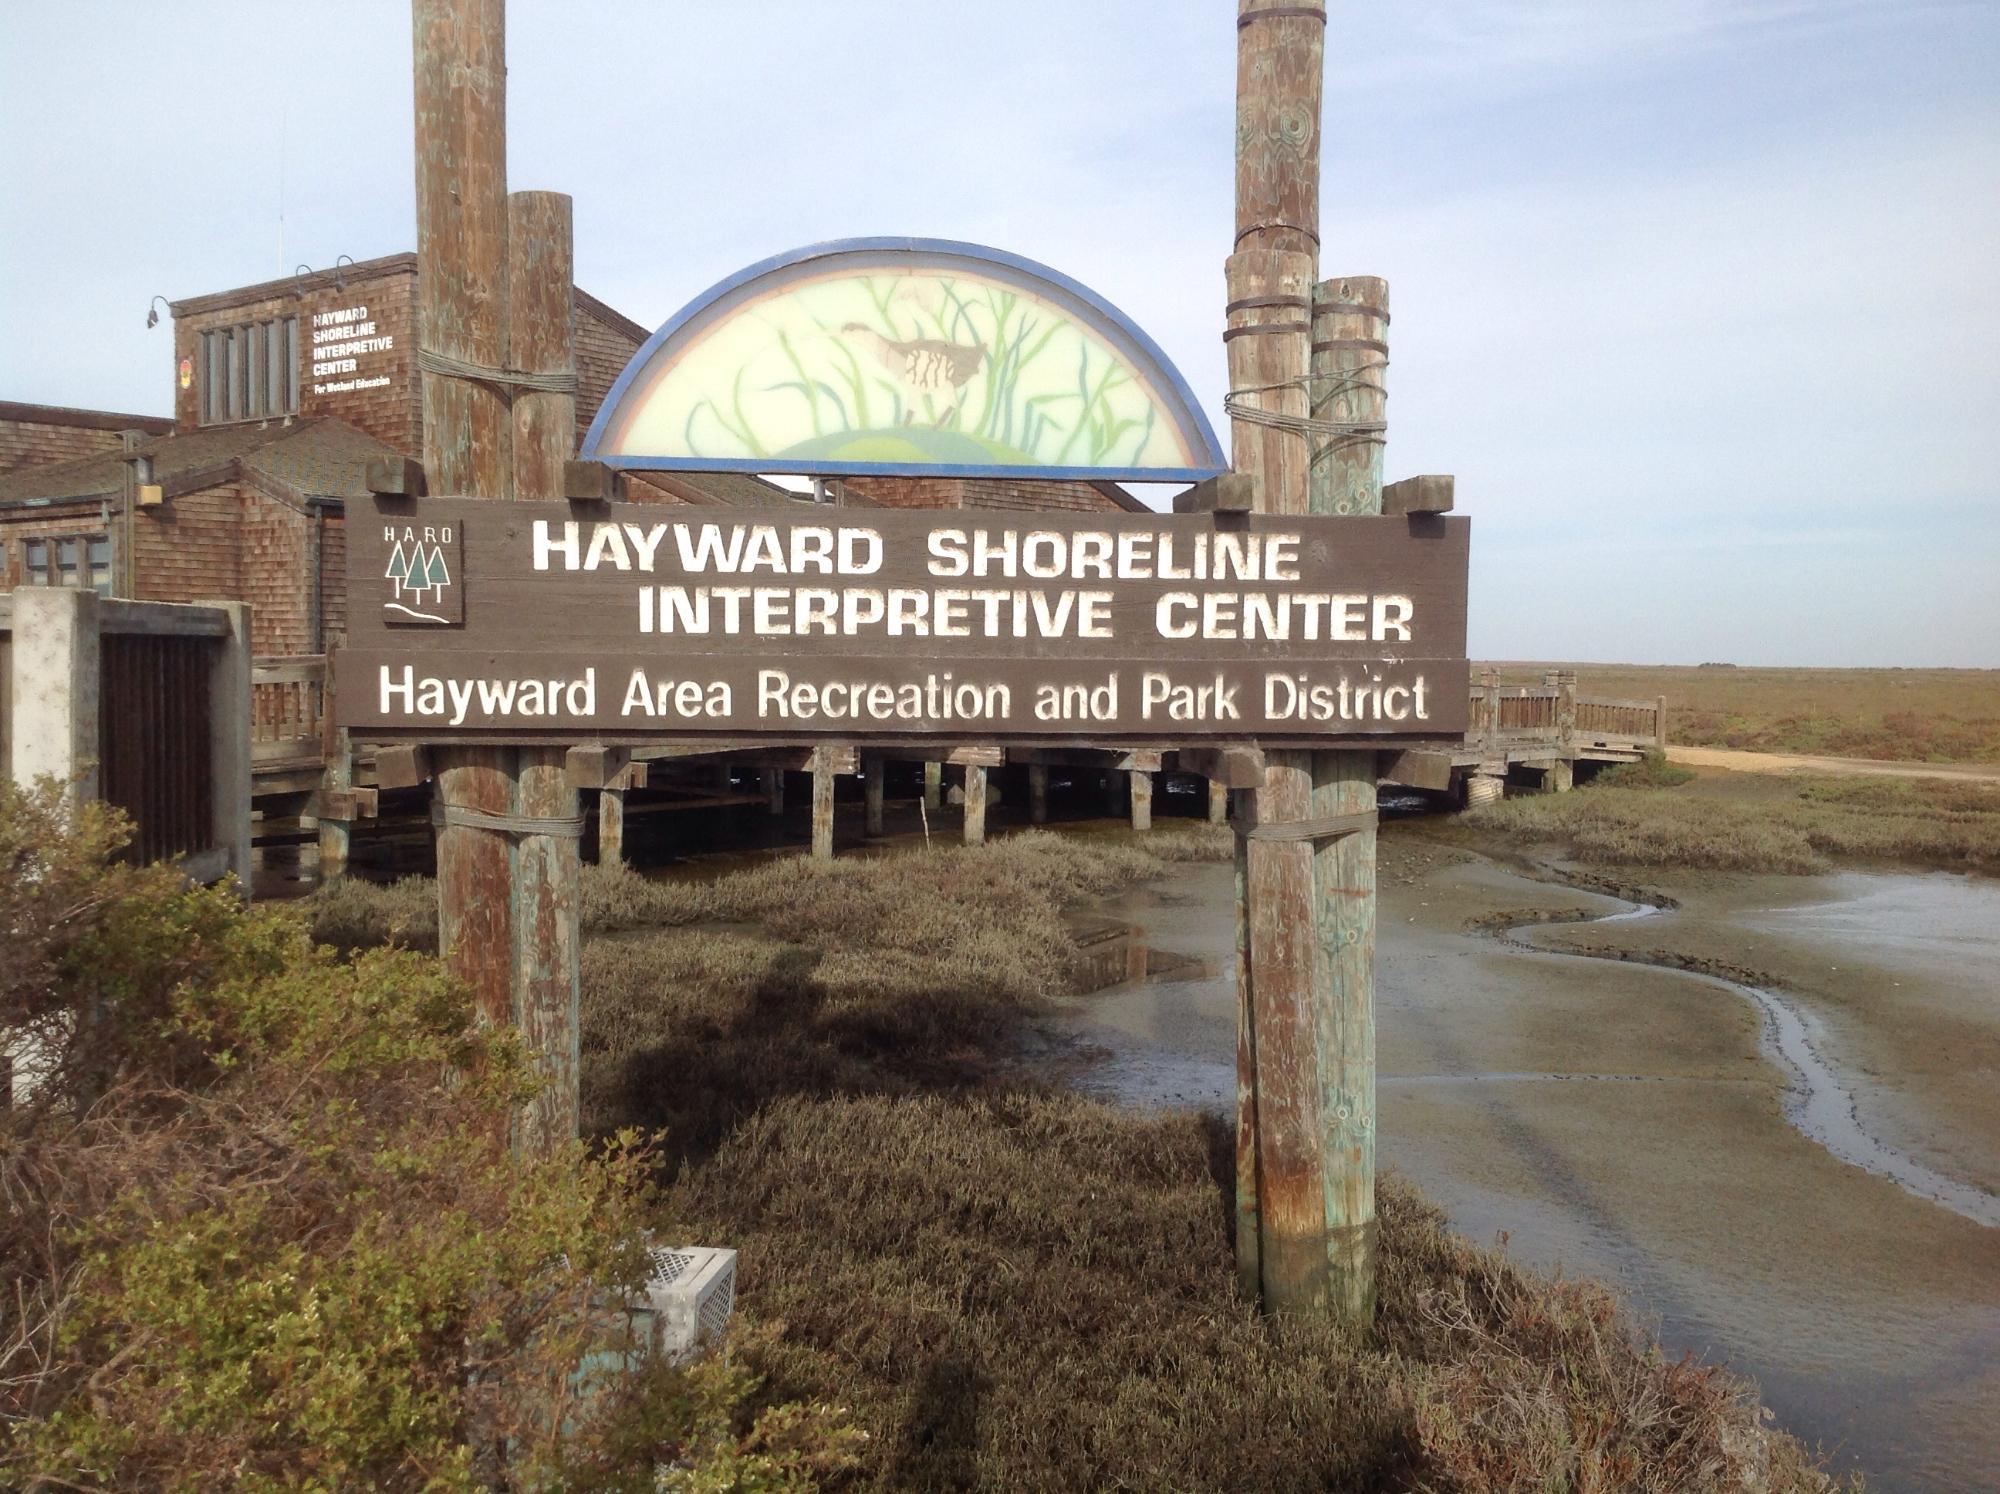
[335,495,1470,745]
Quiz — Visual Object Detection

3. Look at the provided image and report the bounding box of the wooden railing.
[252,654,328,768]
[1467,673,1665,751]
[1575,696,1665,744]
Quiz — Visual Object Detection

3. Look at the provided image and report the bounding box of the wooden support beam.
[1008,746,1164,773]
[1171,472,1255,514]
[1209,779,1229,824]
[962,763,988,846]
[563,458,625,504]
[318,725,353,882]
[1307,271,1390,1327]
[1377,748,1453,793]
[506,186,581,1158]
[1028,763,1049,824]
[374,742,431,789]
[1129,770,1153,832]
[565,743,631,789]
[1231,0,1344,1321]
[923,760,942,812]
[307,785,379,821]
[863,755,885,837]
[810,744,836,859]
[596,787,625,865]
[1177,746,1265,788]
[364,455,427,497]
[764,768,785,815]
[1381,474,1453,515]
[419,1,581,1158]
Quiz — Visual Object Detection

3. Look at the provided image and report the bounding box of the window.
[18,534,113,594]
[197,316,298,424]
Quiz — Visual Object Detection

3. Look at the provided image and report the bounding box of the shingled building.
[0,252,1144,657]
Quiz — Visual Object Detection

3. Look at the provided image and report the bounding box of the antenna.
[277,106,287,277]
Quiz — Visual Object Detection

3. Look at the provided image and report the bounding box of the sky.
[2,1,1996,666]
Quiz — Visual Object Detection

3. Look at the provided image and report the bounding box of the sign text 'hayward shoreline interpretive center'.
[336,496,1470,743]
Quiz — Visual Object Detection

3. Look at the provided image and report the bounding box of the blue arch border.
[580,236,1227,484]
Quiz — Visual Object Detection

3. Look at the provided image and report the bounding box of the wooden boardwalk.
[244,656,1666,866]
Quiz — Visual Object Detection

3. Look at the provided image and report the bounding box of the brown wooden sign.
[335,495,1469,745]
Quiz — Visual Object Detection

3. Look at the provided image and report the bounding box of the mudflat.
[1055,832,2000,1492]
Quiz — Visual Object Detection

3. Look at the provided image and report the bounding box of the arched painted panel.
[582,238,1226,483]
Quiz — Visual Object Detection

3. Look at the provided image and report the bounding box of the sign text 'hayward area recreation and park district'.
[336,496,1470,743]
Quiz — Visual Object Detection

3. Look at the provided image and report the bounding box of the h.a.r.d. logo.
[382,522,463,625]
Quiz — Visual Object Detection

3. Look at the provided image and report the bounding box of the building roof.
[0,416,833,513]
[0,417,404,508]
[169,249,648,346]
[0,400,173,434]
[169,253,418,318]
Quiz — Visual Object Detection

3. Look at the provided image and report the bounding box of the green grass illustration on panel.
[682,273,1162,470]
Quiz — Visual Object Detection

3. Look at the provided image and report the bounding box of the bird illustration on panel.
[841,323,987,426]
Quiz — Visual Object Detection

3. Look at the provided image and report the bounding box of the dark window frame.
[196,316,300,426]
[17,531,114,594]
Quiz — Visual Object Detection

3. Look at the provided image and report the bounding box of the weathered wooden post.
[1129,769,1153,832]
[962,763,988,845]
[810,745,836,859]
[417,0,582,1151]
[1308,273,1388,1324]
[318,726,353,881]
[1656,694,1669,748]
[597,788,626,864]
[1028,763,1049,824]
[1209,779,1229,825]
[863,754,885,836]
[1548,668,1577,792]
[1229,0,1330,1315]
[208,601,255,890]
[765,767,785,815]
[922,760,942,812]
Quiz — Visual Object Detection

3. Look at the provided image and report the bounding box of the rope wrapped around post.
[431,802,587,838]
[1233,809,1378,843]
[416,346,579,397]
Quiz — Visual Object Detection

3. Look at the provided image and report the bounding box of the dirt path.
[1665,744,2000,782]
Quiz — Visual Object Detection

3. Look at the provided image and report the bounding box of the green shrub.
[0,777,855,1490]
[1591,747,1695,789]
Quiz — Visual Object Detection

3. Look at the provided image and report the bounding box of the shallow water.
[1053,856,2000,1492]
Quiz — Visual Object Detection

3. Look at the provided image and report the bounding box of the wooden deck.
[247,657,1664,862]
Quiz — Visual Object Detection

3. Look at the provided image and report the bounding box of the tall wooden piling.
[1028,763,1049,824]
[417,0,581,1150]
[1230,0,1352,1316]
[1308,274,1388,1323]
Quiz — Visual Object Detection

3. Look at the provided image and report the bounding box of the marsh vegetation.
[1459,759,2000,874]
[1488,662,2000,763]
[308,827,1849,1490]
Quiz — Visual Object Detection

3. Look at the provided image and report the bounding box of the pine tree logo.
[382,523,460,624]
